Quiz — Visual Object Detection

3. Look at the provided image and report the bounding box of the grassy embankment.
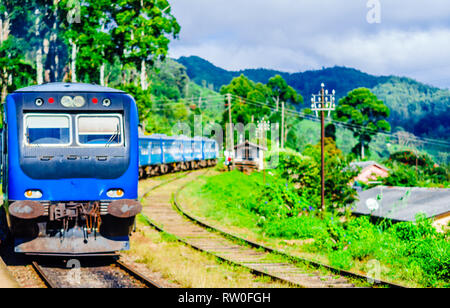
[124,218,293,288]
[178,170,450,288]
[125,172,292,288]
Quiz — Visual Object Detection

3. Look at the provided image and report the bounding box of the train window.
[151,142,161,154]
[76,114,123,146]
[24,114,71,146]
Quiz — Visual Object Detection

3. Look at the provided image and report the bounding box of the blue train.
[0,83,142,256]
[138,134,218,178]
[0,82,218,256]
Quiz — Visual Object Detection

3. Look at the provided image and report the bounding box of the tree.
[325,123,336,141]
[112,0,180,89]
[267,74,303,110]
[303,138,359,210]
[0,37,34,102]
[334,88,391,158]
[59,0,115,83]
[0,1,34,101]
[219,74,272,128]
[268,140,358,212]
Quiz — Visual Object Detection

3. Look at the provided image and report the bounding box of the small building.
[349,161,389,184]
[234,140,266,174]
[353,186,450,231]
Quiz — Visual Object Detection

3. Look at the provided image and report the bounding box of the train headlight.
[24,190,43,199]
[107,189,124,198]
[73,96,86,107]
[35,98,44,106]
[102,98,111,107]
[61,96,74,107]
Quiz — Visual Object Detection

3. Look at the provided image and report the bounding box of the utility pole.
[281,101,285,149]
[257,119,270,182]
[361,140,365,159]
[226,93,235,169]
[311,83,336,212]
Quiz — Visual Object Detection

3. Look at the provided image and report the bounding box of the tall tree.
[113,0,180,89]
[59,0,114,83]
[267,74,303,110]
[334,88,391,158]
[220,74,271,127]
[0,1,34,101]
[267,74,303,147]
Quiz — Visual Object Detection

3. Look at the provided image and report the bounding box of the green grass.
[181,171,450,288]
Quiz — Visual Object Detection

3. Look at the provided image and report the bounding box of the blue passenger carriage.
[137,134,218,176]
[0,83,141,255]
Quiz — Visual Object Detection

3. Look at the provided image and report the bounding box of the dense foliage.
[334,88,391,157]
[0,0,180,90]
[218,74,304,147]
[199,171,449,287]
[372,77,450,141]
[118,59,222,135]
[267,139,359,211]
[178,55,450,145]
[380,150,449,187]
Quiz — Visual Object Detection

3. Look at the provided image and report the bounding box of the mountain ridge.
[175,55,450,141]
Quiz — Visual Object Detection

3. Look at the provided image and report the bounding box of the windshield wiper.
[105,124,120,147]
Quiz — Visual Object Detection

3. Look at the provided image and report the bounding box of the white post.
[70,39,77,82]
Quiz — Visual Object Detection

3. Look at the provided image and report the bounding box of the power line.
[144,93,450,149]
[227,94,450,148]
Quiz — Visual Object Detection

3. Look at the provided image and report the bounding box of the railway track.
[31,258,161,288]
[140,170,406,288]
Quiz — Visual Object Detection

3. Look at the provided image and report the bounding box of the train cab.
[1,83,141,255]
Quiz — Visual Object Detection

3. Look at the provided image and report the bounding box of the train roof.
[147,134,174,140]
[140,134,216,143]
[14,82,125,93]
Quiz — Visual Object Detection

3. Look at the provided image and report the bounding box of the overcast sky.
[168,0,450,89]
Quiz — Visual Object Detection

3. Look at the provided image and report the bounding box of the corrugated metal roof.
[234,140,267,150]
[349,161,389,171]
[14,82,125,93]
[353,186,450,221]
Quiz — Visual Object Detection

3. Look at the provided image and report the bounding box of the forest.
[0,1,448,168]
[0,1,448,288]
[178,56,450,143]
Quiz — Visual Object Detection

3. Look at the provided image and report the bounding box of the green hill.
[176,55,450,142]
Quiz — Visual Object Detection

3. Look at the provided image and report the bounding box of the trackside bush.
[199,164,449,287]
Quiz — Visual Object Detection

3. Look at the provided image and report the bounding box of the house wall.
[433,212,450,233]
[355,165,389,183]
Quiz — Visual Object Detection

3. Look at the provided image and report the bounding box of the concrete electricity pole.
[311,83,336,212]
[281,101,285,149]
[226,93,235,169]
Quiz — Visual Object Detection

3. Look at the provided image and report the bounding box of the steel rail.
[139,170,406,288]
[115,260,161,288]
[140,171,344,288]
[31,261,57,289]
[171,179,407,289]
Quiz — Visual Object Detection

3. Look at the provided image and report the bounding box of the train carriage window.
[194,142,201,152]
[77,114,123,146]
[24,114,71,146]
[151,142,161,154]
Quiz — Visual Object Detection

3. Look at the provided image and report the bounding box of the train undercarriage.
[4,199,141,256]
[138,159,217,179]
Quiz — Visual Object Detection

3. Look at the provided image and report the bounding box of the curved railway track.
[140,170,406,288]
[31,258,161,288]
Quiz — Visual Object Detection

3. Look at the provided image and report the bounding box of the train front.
[3,83,140,256]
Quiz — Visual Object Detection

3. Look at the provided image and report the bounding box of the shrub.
[267,140,359,213]
[328,250,353,270]
[262,216,327,239]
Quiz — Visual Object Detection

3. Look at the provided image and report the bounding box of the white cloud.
[168,0,450,88]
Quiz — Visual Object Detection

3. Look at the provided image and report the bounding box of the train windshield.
[77,114,123,146]
[25,114,71,146]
